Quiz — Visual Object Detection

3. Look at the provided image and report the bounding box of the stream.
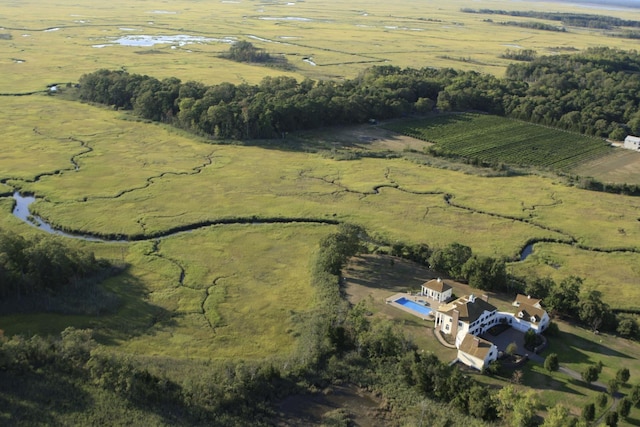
[11,192,117,242]
[9,192,540,259]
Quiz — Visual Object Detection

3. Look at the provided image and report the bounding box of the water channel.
[9,192,539,259]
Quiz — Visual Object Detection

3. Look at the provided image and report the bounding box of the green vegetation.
[385,113,610,171]
[462,8,640,30]
[0,229,104,302]
[1,0,640,424]
[74,46,640,159]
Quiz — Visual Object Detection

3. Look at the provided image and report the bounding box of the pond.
[93,34,235,48]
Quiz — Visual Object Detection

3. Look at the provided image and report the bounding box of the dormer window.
[518,311,524,318]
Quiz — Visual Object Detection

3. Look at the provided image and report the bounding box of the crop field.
[2,0,640,93]
[385,113,613,171]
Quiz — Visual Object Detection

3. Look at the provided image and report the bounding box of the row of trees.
[524,275,640,339]
[76,47,640,143]
[0,229,102,301]
[461,8,640,30]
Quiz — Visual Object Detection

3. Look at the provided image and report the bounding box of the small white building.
[421,278,453,303]
[508,294,550,333]
[457,333,498,371]
[624,135,640,151]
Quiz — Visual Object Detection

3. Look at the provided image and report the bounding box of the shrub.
[616,367,630,384]
[544,353,559,372]
[582,403,595,421]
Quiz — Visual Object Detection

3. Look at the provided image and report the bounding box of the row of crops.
[385,113,612,170]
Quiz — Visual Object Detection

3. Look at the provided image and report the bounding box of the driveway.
[481,327,544,363]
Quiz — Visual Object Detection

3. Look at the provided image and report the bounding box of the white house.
[457,333,498,371]
[434,294,499,348]
[421,278,453,303]
[624,135,640,151]
[507,294,550,333]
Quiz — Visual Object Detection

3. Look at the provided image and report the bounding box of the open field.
[1,97,639,313]
[573,148,640,185]
[2,0,640,93]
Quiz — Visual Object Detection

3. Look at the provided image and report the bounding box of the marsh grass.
[2,0,640,93]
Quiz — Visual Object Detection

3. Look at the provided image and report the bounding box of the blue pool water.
[395,298,432,316]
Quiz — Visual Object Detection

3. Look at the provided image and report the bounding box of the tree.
[461,255,507,291]
[605,410,618,427]
[608,379,620,396]
[525,276,554,300]
[506,341,518,356]
[546,276,581,316]
[544,353,559,372]
[582,365,599,384]
[495,385,538,427]
[596,392,608,408]
[579,290,613,331]
[524,329,538,350]
[616,367,630,384]
[582,403,595,422]
[428,242,472,279]
[617,316,639,339]
[630,384,640,404]
[542,405,575,427]
[618,398,632,419]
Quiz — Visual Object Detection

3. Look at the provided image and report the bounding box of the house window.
[445,324,450,331]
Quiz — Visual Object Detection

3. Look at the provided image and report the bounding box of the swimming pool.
[395,297,432,316]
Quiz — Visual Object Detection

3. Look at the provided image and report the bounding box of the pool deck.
[385,292,435,321]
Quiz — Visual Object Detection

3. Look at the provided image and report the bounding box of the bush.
[582,403,595,421]
[544,353,559,372]
[582,365,599,384]
[616,367,630,384]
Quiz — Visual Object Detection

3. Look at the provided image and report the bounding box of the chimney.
[437,277,442,283]
[451,309,460,338]
[468,294,475,303]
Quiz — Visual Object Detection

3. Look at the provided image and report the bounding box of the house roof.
[458,333,495,360]
[514,294,542,308]
[516,302,547,324]
[422,278,452,293]
[437,295,496,323]
[625,135,640,143]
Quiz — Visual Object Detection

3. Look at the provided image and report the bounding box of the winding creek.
[10,192,541,260]
[9,192,340,243]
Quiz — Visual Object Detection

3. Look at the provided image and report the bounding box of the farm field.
[2,0,640,93]
[384,113,613,171]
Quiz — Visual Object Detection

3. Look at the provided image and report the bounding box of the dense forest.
[0,229,103,301]
[77,47,640,144]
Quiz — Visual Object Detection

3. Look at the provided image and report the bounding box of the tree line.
[462,8,640,30]
[76,47,640,145]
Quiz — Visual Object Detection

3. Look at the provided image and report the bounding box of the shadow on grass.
[91,267,175,345]
[0,266,174,344]
[625,416,640,426]
[344,255,436,291]
[0,370,93,424]
[547,330,634,363]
